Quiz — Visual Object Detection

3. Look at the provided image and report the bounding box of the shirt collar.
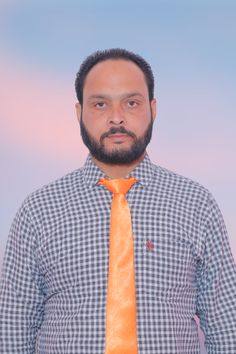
[82,152,154,188]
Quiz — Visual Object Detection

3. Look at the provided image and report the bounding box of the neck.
[92,153,146,179]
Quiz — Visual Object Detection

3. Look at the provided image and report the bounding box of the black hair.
[75,48,154,104]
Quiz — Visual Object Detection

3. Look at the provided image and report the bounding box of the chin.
[105,146,131,154]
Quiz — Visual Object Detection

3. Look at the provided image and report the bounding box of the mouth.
[107,133,131,142]
[100,128,136,145]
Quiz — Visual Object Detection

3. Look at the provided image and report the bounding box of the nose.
[107,105,126,126]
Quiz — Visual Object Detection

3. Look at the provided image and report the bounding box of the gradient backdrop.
[0,1,235,352]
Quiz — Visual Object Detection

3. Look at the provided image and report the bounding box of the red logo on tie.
[146,240,154,251]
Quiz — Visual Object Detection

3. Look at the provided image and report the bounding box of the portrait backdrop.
[0,1,235,353]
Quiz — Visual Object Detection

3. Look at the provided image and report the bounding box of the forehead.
[83,59,148,96]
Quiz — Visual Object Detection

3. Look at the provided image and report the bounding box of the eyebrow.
[87,92,146,101]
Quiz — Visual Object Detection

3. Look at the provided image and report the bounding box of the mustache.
[100,127,137,142]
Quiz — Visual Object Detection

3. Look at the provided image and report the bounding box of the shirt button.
[146,240,154,251]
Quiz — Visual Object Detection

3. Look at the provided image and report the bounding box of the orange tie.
[98,177,138,354]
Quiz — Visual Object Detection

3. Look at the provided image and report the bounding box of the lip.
[108,134,129,140]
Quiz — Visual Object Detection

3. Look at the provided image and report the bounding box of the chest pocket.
[141,226,198,298]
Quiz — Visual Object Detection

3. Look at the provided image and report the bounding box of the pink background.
[1,2,235,352]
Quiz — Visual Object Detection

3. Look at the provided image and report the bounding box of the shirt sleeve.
[0,201,45,353]
[196,193,236,353]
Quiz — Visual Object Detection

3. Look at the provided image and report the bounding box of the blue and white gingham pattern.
[0,153,235,353]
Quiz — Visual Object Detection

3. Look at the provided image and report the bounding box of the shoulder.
[149,163,225,235]
[22,167,84,213]
[153,163,209,191]
[151,162,213,207]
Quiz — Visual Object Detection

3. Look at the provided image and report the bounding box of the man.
[0,48,235,353]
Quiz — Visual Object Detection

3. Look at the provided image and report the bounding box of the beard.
[80,114,153,165]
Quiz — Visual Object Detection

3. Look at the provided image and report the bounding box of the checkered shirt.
[0,153,236,353]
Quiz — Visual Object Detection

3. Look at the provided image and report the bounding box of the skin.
[75,59,156,178]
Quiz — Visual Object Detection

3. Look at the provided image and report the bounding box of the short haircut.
[75,48,154,104]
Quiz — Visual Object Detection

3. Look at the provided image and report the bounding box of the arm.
[0,201,45,353]
[196,193,236,353]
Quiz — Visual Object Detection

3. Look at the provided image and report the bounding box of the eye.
[127,100,138,108]
[95,102,107,109]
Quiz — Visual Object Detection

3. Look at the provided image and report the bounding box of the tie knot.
[98,177,137,195]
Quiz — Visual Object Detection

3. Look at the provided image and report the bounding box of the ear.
[75,102,82,122]
[150,98,157,121]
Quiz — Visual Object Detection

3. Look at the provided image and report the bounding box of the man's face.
[76,59,156,165]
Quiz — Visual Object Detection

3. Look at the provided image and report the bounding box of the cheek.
[82,112,106,132]
[130,114,151,134]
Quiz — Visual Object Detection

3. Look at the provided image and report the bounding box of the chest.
[36,187,201,299]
